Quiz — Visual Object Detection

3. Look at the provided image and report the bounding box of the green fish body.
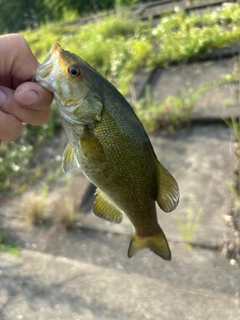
[34,44,179,260]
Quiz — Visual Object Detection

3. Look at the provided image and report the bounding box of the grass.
[53,179,81,230]
[135,71,240,132]
[21,3,240,95]
[224,117,240,144]
[0,230,19,255]
[22,15,151,95]
[54,191,77,230]
[135,86,200,132]
[175,199,204,249]
[20,184,49,225]
[149,5,240,68]
[18,178,79,229]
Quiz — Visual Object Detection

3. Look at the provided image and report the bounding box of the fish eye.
[68,65,81,77]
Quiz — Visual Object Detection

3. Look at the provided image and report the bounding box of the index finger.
[0,34,37,82]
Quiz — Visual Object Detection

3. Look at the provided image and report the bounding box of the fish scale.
[33,43,179,260]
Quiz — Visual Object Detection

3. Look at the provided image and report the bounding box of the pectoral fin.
[62,143,80,174]
[80,126,105,162]
[156,160,179,212]
[93,189,123,224]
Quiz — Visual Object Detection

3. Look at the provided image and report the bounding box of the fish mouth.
[32,43,62,88]
[39,43,62,76]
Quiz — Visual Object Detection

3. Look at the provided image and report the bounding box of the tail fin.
[127,230,171,260]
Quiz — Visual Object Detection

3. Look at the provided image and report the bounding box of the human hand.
[0,34,53,142]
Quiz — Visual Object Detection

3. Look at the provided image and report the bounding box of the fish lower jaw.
[59,109,93,126]
[34,75,53,92]
[64,103,80,112]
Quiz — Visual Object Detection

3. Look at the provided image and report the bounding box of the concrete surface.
[0,237,240,320]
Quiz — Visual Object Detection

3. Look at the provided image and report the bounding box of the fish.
[33,43,179,260]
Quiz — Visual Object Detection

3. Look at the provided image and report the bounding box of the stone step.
[128,57,240,121]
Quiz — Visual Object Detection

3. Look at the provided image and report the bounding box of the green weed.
[149,4,240,68]
[135,86,202,132]
[21,3,240,94]
[175,199,204,249]
[53,183,79,230]
[20,184,49,225]
[135,70,240,132]
[0,230,19,255]
[224,117,240,142]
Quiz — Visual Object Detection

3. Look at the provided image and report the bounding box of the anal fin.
[156,160,179,212]
[93,189,123,224]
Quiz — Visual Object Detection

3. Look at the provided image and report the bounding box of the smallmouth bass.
[33,44,179,260]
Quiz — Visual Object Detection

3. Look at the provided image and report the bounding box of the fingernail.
[0,89,7,107]
[20,89,39,106]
